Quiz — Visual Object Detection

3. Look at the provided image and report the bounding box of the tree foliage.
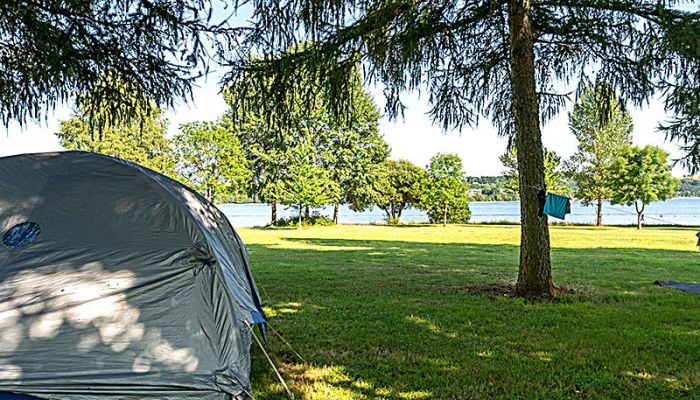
[278,142,340,229]
[566,83,633,225]
[421,153,471,225]
[223,64,388,223]
[466,176,519,201]
[57,101,174,176]
[500,147,570,196]
[1,0,229,129]
[373,160,427,224]
[172,121,250,203]
[609,145,679,229]
[319,98,389,223]
[676,178,700,197]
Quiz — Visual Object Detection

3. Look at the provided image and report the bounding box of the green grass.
[240,224,700,399]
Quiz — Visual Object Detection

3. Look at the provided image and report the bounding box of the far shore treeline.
[57,79,685,229]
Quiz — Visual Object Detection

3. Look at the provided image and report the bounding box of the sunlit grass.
[241,224,700,399]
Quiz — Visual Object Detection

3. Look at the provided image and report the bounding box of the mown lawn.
[239,224,700,399]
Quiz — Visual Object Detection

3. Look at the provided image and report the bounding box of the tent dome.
[0,151,265,400]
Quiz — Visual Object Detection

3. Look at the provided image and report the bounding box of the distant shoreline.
[218,197,700,206]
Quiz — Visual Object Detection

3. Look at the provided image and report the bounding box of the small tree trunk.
[509,0,555,298]
[635,201,644,230]
[443,203,448,226]
[298,204,303,230]
[271,199,277,225]
[304,205,310,220]
[333,203,340,224]
[596,195,603,226]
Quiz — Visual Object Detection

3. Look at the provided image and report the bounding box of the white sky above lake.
[1,3,694,178]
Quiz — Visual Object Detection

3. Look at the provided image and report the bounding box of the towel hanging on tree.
[543,193,571,220]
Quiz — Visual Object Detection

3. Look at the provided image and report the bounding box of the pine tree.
[1,1,228,130]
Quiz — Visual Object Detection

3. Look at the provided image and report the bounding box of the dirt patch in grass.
[462,282,518,297]
[440,281,578,299]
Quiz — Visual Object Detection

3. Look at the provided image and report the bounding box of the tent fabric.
[655,280,700,296]
[0,151,265,400]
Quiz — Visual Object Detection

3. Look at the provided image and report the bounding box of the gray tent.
[0,151,266,400]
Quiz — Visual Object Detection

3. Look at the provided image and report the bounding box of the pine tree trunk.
[333,203,340,224]
[271,199,277,225]
[596,195,603,226]
[509,0,555,298]
[298,204,303,230]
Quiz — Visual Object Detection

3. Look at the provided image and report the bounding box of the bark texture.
[333,203,340,224]
[298,204,303,229]
[635,201,644,230]
[509,0,556,298]
[271,200,277,225]
[596,196,603,226]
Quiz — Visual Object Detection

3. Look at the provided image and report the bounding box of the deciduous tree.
[224,66,387,224]
[172,121,250,203]
[279,142,339,229]
[421,154,471,225]
[374,160,427,224]
[609,146,679,229]
[567,84,633,226]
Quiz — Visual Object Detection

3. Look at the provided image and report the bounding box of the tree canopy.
[421,153,471,225]
[609,145,679,229]
[172,121,250,203]
[500,147,570,196]
[566,83,633,225]
[278,142,340,229]
[373,159,427,224]
[223,64,388,224]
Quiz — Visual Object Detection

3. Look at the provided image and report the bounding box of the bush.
[426,203,471,224]
[271,211,335,227]
[386,215,401,225]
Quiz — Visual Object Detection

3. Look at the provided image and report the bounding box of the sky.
[0,2,693,178]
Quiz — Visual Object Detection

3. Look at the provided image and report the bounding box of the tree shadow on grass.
[248,237,700,399]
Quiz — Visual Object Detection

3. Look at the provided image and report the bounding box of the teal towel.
[543,193,571,220]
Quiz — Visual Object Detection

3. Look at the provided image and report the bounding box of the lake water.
[219,198,700,228]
